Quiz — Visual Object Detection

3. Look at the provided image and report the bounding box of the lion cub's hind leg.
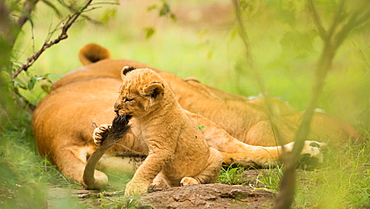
[181,147,223,186]
[150,172,171,189]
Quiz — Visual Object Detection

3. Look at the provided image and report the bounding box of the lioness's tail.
[79,43,110,65]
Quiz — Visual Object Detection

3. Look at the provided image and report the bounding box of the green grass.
[294,138,370,209]
[216,140,370,208]
[217,164,249,185]
[0,109,81,208]
[2,0,370,208]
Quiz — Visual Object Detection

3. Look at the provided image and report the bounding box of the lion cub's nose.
[114,108,120,116]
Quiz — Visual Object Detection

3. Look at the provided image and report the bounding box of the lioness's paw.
[300,140,326,165]
[180,177,199,186]
[92,124,111,145]
[285,140,326,168]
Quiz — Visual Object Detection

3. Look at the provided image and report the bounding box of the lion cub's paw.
[92,124,112,145]
[180,177,199,186]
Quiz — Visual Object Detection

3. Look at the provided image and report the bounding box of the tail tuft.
[110,114,132,140]
[79,43,110,65]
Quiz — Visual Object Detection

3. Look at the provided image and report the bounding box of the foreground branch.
[11,0,93,79]
[231,0,369,208]
[273,0,370,208]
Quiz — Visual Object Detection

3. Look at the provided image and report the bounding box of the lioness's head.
[114,66,171,118]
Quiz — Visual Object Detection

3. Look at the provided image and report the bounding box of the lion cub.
[95,66,223,195]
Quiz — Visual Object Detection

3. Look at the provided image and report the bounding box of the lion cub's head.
[114,66,173,118]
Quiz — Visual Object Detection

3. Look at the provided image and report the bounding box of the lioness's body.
[32,44,360,187]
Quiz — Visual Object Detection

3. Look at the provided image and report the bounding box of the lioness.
[32,43,360,188]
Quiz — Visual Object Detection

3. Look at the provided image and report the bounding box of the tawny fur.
[32,43,361,189]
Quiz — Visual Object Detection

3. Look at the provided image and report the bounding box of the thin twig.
[232,0,286,153]
[11,0,93,79]
[14,89,36,111]
[59,1,119,25]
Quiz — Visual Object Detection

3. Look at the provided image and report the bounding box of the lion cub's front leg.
[124,148,170,195]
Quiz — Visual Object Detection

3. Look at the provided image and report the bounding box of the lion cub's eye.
[124,98,134,102]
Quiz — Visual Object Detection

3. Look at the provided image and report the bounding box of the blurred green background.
[13,0,370,126]
[1,0,369,208]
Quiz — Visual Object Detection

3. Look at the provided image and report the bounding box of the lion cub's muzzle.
[114,108,132,120]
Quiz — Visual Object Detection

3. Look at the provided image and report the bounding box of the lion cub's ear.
[140,82,165,103]
[121,66,136,79]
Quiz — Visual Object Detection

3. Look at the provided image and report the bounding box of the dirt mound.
[48,169,275,208]
[139,184,274,208]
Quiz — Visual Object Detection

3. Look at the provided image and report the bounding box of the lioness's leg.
[186,111,281,166]
[186,111,324,167]
[221,141,325,167]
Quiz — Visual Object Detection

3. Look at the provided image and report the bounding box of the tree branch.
[307,0,327,41]
[353,7,370,26]
[326,0,345,43]
[11,0,93,79]
[274,1,370,209]
[17,0,40,29]
[334,6,370,50]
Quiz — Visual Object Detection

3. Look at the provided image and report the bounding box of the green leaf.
[144,27,156,39]
[13,81,27,90]
[170,13,176,21]
[43,73,61,79]
[198,126,206,130]
[159,1,170,16]
[99,9,117,24]
[27,77,37,90]
[280,31,314,58]
[41,84,51,94]
[147,4,158,11]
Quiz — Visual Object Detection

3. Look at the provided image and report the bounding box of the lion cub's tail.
[79,43,110,65]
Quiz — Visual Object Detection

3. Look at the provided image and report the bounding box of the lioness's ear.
[121,66,136,79]
[140,82,164,100]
